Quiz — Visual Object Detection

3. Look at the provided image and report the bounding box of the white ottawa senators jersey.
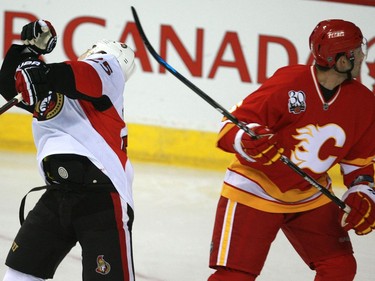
[32,54,134,208]
[218,65,375,213]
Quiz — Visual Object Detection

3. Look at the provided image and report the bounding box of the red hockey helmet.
[309,19,364,68]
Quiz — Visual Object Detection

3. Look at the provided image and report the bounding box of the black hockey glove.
[21,20,57,55]
[15,58,50,106]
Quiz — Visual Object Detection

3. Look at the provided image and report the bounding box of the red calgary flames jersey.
[218,65,375,213]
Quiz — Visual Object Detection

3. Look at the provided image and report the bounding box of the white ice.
[0,152,374,281]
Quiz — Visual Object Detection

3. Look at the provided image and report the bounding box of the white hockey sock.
[3,268,45,281]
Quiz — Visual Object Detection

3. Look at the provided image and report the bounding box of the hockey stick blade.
[130,6,350,213]
[0,93,23,115]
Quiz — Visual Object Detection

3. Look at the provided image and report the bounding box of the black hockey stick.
[130,7,254,138]
[130,6,350,213]
[0,93,23,115]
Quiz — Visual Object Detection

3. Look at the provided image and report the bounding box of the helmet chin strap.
[333,55,355,80]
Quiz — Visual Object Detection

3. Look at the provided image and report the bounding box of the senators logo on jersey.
[33,92,64,121]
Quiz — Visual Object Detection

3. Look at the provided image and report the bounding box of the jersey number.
[100,61,113,75]
[87,58,113,75]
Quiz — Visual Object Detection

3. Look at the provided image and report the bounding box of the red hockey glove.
[15,58,50,106]
[341,184,375,235]
[233,124,284,165]
[21,20,57,55]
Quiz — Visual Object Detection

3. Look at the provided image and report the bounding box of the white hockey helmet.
[89,39,136,81]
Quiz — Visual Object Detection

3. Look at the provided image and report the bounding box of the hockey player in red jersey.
[208,19,375,281]
[0,20,136,280]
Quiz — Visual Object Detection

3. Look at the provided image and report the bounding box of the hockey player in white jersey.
[0,20,136,281]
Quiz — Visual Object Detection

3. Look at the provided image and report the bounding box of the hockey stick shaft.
[130,7,255,138]
[0,93,23,115]
[131,6,350,213]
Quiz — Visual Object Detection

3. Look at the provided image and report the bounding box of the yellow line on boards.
[0,113,344,187]
[0,113,231,170]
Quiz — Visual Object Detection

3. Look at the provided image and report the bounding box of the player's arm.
[339,113,375,235]
[15,58,112,112]
[46,61,112,111]
[0,44,39,113]
[340,162,375,235]
[47,62,100,100]
[1,20,57,110]
[218,121,284,165]
[216,96,284,166]
[7,19,107,110]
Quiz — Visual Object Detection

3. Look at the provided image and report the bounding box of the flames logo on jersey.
[95,255,111,275]
[288,90,306,114]
[33,92,64,121]
[290,124,345,173]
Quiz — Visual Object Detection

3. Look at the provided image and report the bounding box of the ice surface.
[0,152,374,280]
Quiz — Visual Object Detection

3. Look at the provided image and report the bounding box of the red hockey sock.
[208,267,257,281]
[313,254,357,281]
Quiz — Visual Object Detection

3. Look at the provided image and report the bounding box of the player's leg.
[208,267,257,281]
[3,268,44,281]
[208,196,283,280]
[282,202,356,281]
[77,191,135,281]
[4,189,77,279]
[312,254,356,281]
